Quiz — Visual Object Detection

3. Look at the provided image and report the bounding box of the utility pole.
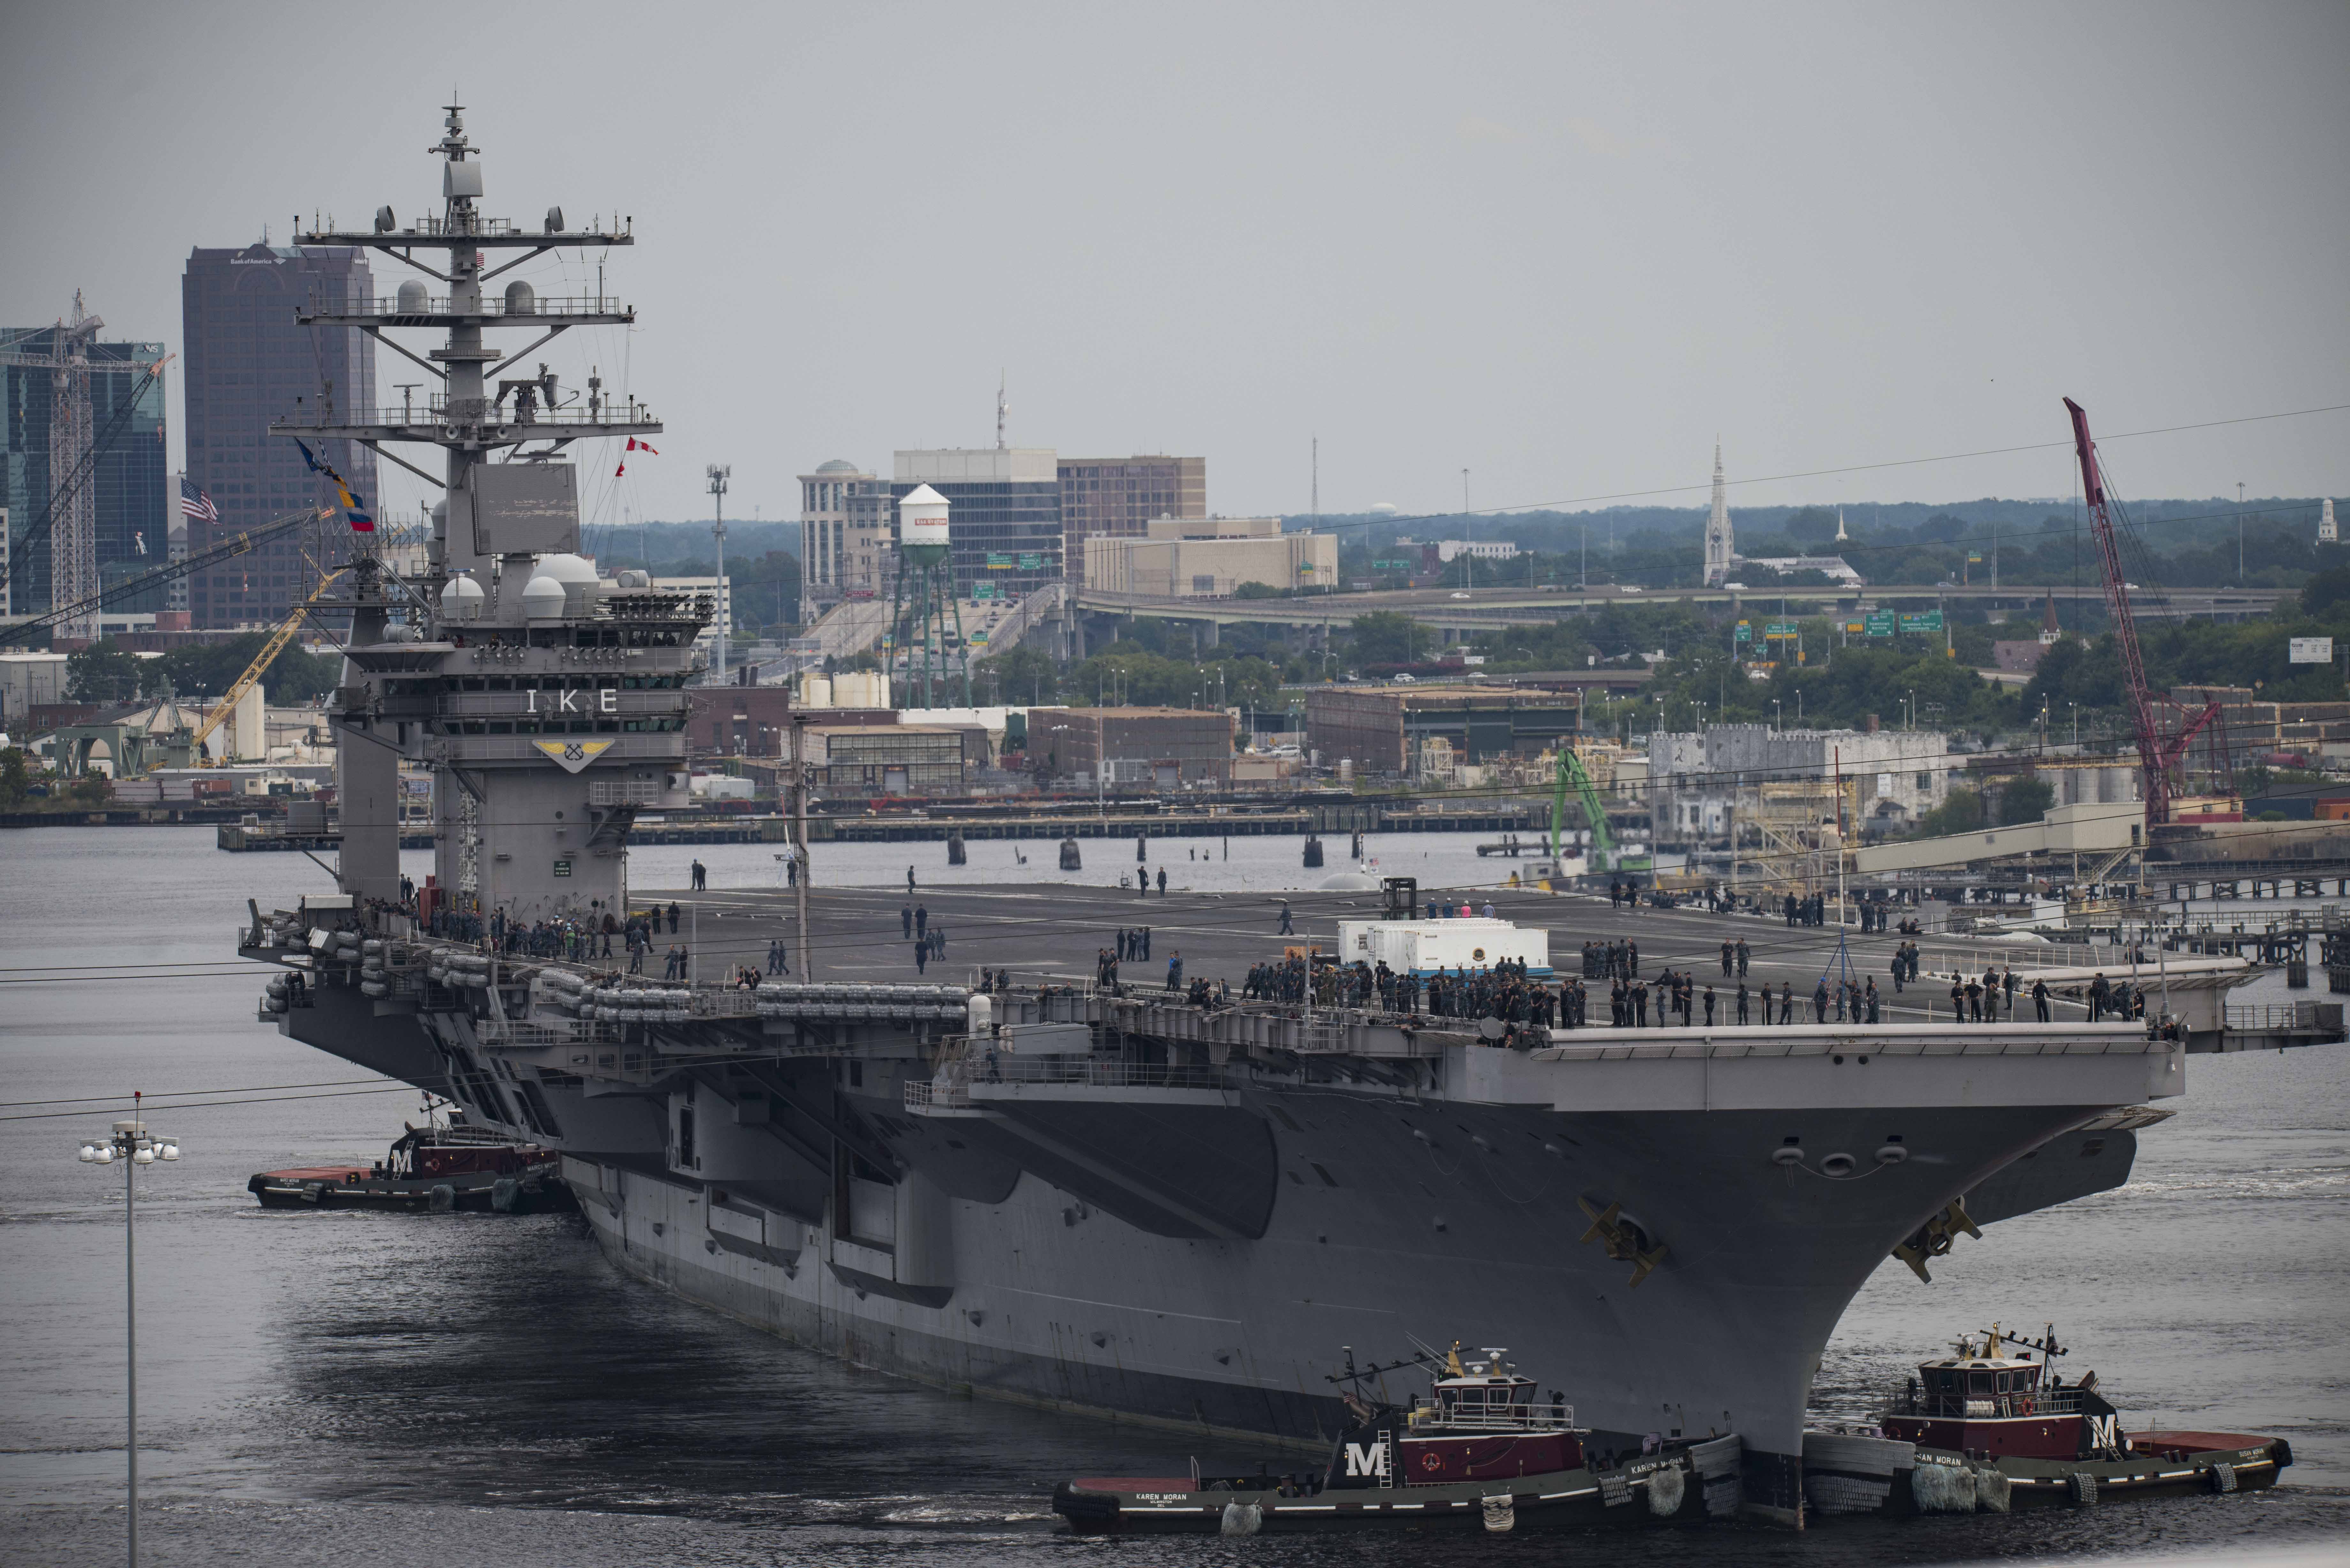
[708,464,731,685]
[2238,481,2247,582]
[1461,468,1472,591]
[1311,435,1318,524]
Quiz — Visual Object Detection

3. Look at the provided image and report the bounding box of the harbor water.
[2,825,2344,1564]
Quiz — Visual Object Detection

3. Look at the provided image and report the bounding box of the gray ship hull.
[265,979,2171,1522]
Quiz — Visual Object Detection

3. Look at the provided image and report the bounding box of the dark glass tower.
[0,323,168,618]
[180,243,375,628]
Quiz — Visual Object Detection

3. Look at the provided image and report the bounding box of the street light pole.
[78,1094,180,1568]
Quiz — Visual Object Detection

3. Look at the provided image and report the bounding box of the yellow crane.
[188,565,346,765]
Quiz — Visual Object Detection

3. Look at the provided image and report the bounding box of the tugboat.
[248,1111,573,1214]
[1053,1343,1737,1535]
[1806,1323,2292,1517]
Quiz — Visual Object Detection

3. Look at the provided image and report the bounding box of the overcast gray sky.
[4,1,2344,531]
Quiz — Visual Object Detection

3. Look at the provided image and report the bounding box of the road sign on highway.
[1765,621,1798,636]
[1898,610,1944,634]
[1734,621,1753,642]
[2290,637,2334,663]
[1864,611,1896,636]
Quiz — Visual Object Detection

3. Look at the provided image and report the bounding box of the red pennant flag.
[626,438,658,454]
[615,460,626,478]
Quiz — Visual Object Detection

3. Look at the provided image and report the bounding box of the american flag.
[180,475,218,524]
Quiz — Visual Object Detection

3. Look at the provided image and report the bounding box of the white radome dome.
[439,574,486,620]
[532,552,602,585]
[519,574,568,619]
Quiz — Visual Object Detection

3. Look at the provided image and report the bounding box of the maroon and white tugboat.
[1832,1323,2294,1513]
[248,1111,572,1214]
[1054,1342,1735,1535]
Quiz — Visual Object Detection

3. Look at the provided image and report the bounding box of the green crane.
[1549,746,1616,874]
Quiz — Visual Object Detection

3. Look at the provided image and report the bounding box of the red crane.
[2064,397,2227,826]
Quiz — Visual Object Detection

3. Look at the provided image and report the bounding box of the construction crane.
[1,506,326,646]
[187,563,347,764]
[0,301,171,638]
[1548,746,1618,874]
[2064,398,2227,827]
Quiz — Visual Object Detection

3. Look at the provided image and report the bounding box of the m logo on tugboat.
[1344,1440,1387,1478]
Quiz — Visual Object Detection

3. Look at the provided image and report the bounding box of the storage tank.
[898,485,951,566]
[798,674,834,709]
[834,671,888,708]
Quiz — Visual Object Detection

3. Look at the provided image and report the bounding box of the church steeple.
[1703,440,1734,586]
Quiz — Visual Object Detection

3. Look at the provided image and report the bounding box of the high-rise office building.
[798,459,894,608]
[1058,455,1205,585]
[891,448,1062,599]
[0,322,168,620]
[181,242,375,629]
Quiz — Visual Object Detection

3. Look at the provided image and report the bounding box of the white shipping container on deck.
[1332,917,1550,976]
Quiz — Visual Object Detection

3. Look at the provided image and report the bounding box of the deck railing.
[1405,1394,1578,1433]
[1886,1386,2087,1421]
[2225,1000,2342,1032]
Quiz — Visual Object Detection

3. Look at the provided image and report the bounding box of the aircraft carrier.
[238,109,2336,1525]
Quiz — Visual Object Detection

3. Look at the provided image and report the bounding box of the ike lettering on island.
[524,688,619,714]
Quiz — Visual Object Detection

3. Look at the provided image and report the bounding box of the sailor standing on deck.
[1778,981,1794,1026]
[2033,976,2051,1021]
[1735,981,1750,1025]
[1278,901,1293,935]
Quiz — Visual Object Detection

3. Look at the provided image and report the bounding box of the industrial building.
[1028,706,1233,788]
[1058,455,1205,584]
[806,724,968,794]
[1646,724,1956,841]
[0,650,68,728]
[181,243,375,629]
[1082,516,1337,598]
[683,686,797,759]
[1307,686,1588,777]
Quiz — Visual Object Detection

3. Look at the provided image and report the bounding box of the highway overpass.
[1067,581,2287,639]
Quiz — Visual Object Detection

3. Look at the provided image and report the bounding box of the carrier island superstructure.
[240,111,2314,1526]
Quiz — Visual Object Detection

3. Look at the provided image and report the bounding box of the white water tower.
[888,484,967,707]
